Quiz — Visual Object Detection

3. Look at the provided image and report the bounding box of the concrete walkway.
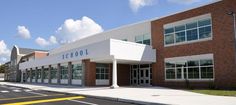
[0,82,236,105]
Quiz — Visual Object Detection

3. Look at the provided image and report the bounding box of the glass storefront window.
[37,68,41,79]
[50,66,57,79]
[32,69,36,79]
[60,65,68,79]
[43,68,49,79]
[72,64,82,79]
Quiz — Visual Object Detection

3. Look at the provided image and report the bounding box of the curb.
[2,83,158,105]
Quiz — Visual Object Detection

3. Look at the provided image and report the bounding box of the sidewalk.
[1,82,236,105]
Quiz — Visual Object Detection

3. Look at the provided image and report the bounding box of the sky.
[0,0,216,64]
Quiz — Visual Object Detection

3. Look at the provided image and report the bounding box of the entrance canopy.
[19,39,156,70]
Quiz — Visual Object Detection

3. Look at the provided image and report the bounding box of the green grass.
[190,90,236,96]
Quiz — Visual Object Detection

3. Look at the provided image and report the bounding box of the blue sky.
[0,0,215,64]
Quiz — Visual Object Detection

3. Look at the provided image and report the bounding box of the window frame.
[60,65,68,79]
[96,64,109,80]
[164,18,212,47]
[165,58,214,81]
[72,63,82,80]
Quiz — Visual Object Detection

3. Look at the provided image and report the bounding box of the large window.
[165,59,214,80]
[43,68,49,79]
[50,66,57,79]
[135,34,151,45]
[32,69,36,79]
[72,64,82,79]
[96,64,109,80]
[164,18,212,46]
[37,68,41,79]
[60,65,68,79]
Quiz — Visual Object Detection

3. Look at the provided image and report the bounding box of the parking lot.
[0,84,135,105]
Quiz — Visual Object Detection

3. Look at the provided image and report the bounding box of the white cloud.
[16,26,31,39]
[35,35,57,47]
[56,16,103,44]
[49,36,57,44]
[0,40,10,64]
[167,0,201,4]
[129,0,154,12]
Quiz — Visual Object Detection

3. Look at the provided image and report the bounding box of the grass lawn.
[190,90,236,96]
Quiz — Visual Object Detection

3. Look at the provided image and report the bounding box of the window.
[166,69,175,79]
[175,25,185,32]
[199,26,211,39]
[186,22,197,29]
[32,69,36,79]
[121,39,128,41]
[96,64,109,80]
[43,68,49,79]
[60,65,68,79]
[164,18,212,46]
[200,59,213,79]
[176,31,185,43]
[135,34,151,45]
[72,64,82,79]
[135,35,143,44]
[50,66,57,79]
[37,68,41,79]
[165,59,213,80]
[165,28,174,34]
[187,29,198,41]
[198,19,211,27]
[165,34,174,45]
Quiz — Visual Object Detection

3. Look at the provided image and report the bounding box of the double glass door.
[131,64,151,86]
[139,68,150,85]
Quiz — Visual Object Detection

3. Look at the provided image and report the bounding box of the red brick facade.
[151,0,236,89]
[82,0,236,89]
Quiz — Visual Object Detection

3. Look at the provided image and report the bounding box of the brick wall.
[151,0,236,89]
[83,59,96,86]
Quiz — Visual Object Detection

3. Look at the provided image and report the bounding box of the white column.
[111,58,119,89]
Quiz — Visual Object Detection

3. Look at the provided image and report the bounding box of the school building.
[5,0,236,89]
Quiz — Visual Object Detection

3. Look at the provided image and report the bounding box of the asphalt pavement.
[0,84,136,105]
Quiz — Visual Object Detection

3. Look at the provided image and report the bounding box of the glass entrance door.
[139,68,150,86]
[131,69,138,85]
[131,64,151,86]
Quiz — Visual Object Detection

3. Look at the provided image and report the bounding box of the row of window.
[165,59,214,80]
[164,18,212,46]
[124,18,212,46]
[25,63,83,80]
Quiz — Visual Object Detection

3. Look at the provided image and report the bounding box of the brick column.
[68,62,72,85]
[57,64,61,84]
[35,67,38,83]
[83,59,96,86]
[82,62,86,86]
